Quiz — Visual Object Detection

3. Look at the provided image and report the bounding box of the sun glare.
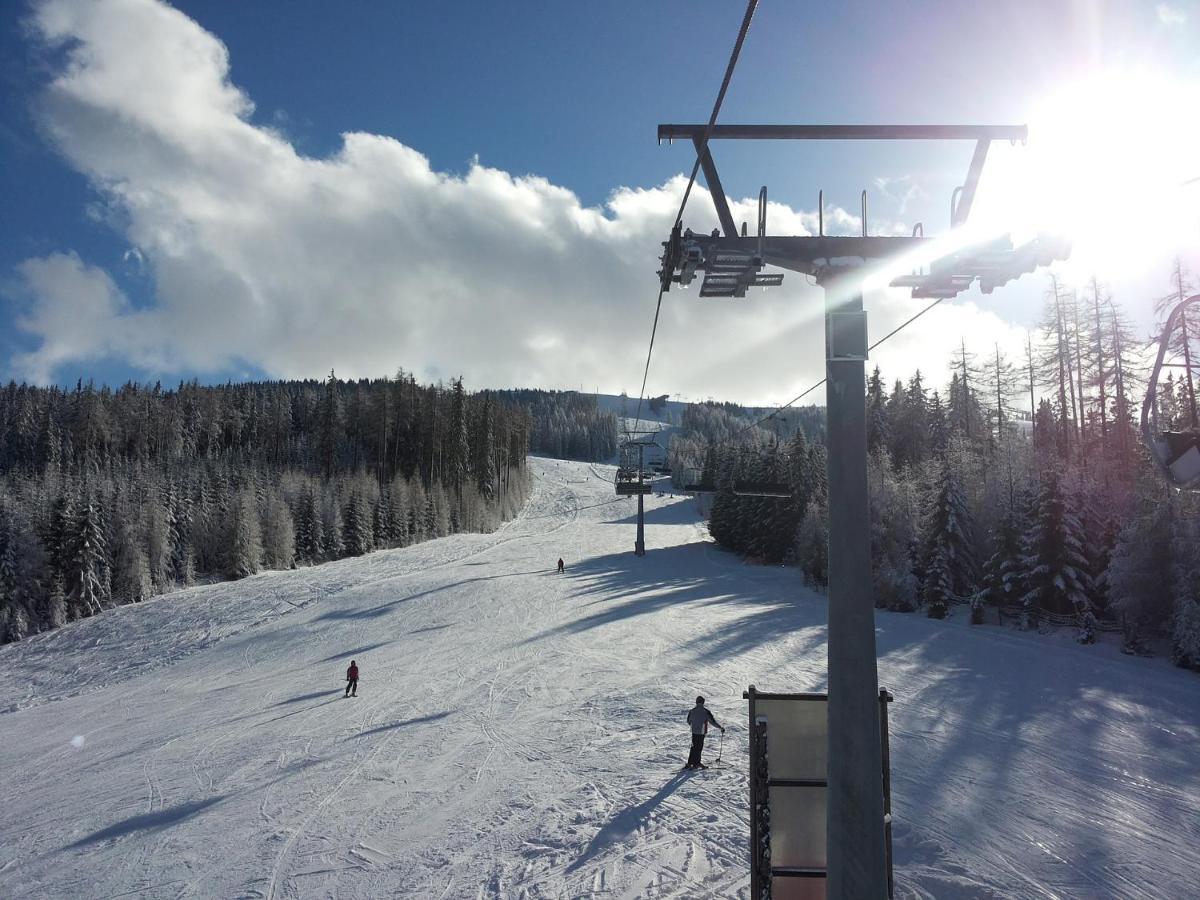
[974,68,1200,278]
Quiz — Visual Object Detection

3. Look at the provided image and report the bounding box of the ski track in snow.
[1,457,1198,899]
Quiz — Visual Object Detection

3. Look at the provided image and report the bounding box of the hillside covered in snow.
[1,459,1197,899]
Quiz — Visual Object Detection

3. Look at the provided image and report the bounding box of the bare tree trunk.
[1110,310,1128,459]
[1026,331,1036,437]
[1071,298,1087,450]
[1052,276,1072,455]
[960,337,972,439]
[1091,279,1108,440]
[1174,261,1199,428]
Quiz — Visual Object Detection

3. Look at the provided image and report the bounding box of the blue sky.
[2,0,1198,401]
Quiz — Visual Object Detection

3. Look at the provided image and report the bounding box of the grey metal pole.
[821,274,887,898]
[635,444,646,556]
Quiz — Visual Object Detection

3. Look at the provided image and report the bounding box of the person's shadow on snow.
[565,771,690,873]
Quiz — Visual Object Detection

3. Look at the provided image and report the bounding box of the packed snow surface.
[1,459,1198,899]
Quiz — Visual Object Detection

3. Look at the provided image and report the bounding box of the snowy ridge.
[0,458,1197,898]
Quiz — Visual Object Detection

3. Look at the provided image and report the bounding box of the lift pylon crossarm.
[658,123,1028,143]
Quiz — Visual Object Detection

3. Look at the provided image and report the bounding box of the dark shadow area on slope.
[314,571,545,622]
[317,641,391,662]
[64,797,225,849]
[523,542,833,664]
[346,711,454,740]
[604,498,707,527]
[254,696,342,727]
[543,537,1200,890]
[274,689,344,706]
[406,623,454,636]
[565,771,692,873]
[875,616,1200,895]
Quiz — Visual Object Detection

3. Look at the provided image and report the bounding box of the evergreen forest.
[0,372,536,643]
[673,264,1200,671]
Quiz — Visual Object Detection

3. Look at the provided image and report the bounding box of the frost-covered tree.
[342,491,372,557]
[293,487,322,563]
[869,449,919,611]
[796,501,829,588]
[261,491,295,569]
[1109,483,1178,653]
[226,490,262,579]
[1018,471,1090,628]
[66,498,109,618]
[980,496,1025,622]
[920,458,977,618]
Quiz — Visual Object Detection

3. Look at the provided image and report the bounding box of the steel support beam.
[952,139,991,226]
[694,138,738,238]
[659,124,1027,143]
[679,234,932,277]
[821,272,887,900]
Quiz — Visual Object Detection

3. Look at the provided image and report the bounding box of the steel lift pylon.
[657,121,1070,899]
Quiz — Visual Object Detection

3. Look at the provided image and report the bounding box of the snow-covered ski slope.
[1,459,1198,899]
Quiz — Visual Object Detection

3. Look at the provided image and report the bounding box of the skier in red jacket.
[344,660,359,697]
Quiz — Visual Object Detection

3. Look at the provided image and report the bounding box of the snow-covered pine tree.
[67,498,109,618]
[866,367,890,454]
[389,478,410,547]
[0,504,30,642]
[322,487,344,559]
[920,458,977,618]
[342,491,371,557]
[980,494,1025,623]
[226,490,262,579]
[1017,470,1091,630]
[293,487,321,563]
[1109,478,1177,653]
[795,501,829,587]
[373,489,392,548]
[707,450,739,550]
[869,448,918,611]
[261,490,295,569]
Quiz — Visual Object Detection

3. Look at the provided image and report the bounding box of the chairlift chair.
[1142,293,1200,490]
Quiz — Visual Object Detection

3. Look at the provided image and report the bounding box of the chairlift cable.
[710,297,945,447]
[630,0,760,439]
[670,295,947,474]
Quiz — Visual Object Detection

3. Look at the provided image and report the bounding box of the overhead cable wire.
[629,0,760,443]
[672,295,949,472]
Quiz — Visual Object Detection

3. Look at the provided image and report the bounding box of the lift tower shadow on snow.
[657,122,1070,899]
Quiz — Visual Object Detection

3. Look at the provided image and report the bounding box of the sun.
[973,67,1200,279]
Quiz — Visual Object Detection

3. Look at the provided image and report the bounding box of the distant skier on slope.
[344,660,359,697]
[557,557,565,574]
[685,695,724,770]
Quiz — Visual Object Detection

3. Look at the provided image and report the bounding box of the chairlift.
[615,474,653,496]
[1142,293,1200,490]
[615,439,654,495]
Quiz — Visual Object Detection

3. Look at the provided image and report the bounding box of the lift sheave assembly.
[656,123,1070,302]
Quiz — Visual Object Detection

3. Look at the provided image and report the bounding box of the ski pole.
[716,728,724,766]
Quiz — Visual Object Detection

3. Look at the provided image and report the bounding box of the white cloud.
[1157,4,1188,26]
[11,0,1050,404]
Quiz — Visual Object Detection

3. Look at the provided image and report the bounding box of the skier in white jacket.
[685,696,724,769]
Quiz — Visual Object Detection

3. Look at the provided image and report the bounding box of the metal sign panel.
[746,686,894,900]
